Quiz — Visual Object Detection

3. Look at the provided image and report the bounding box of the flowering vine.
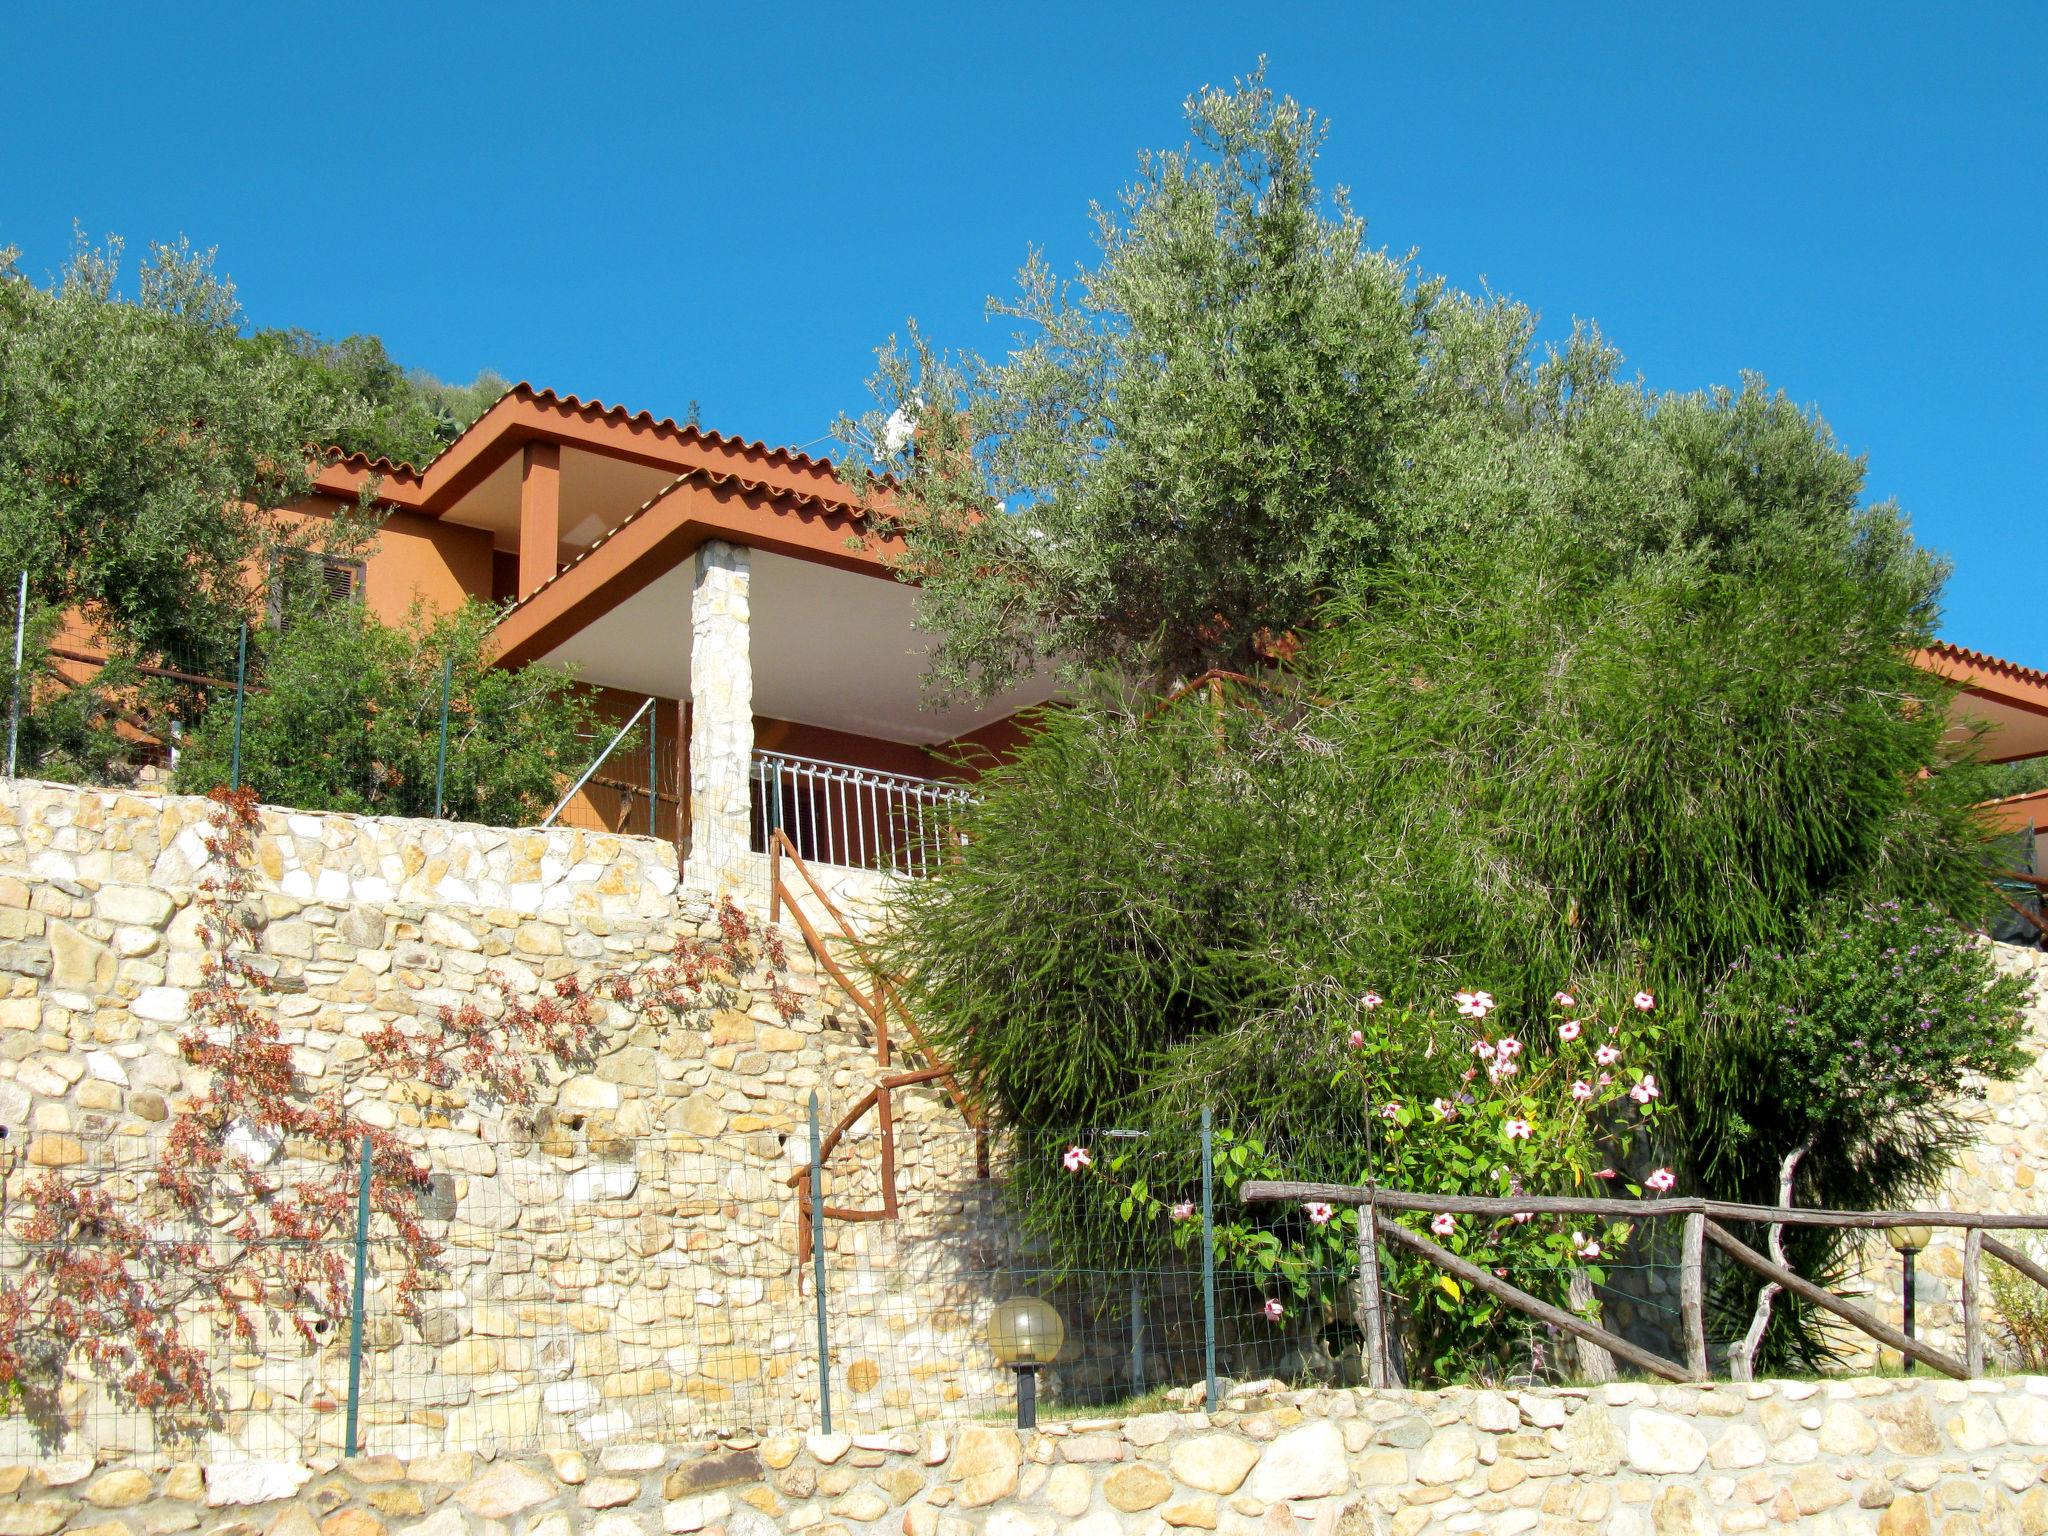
[1064,982,1677,1381]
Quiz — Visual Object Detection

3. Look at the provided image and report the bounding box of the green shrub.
[882,510,2022,1381]
[1989,1238,2048,1371]
[173,599,603,825]
[1678,897,2032,1370]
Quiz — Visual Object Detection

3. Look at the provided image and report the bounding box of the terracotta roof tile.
[318,382,850,483]
[1926,640,2048,692]
[498,465,870,620]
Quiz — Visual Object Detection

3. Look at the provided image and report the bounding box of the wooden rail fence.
[1242,1179,2048,1388]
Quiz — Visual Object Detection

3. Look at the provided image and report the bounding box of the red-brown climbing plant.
[0,786,800,1426]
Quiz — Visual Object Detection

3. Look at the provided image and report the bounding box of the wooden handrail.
[1244,1179,2047,1382]
[766,828,986,1270]
[1242,1180,2048,1231]
[768,826,978,1126]
[1702,1220,1967,1379]
[1375,1215,1694,1383]
[1984,1233,2048,1291]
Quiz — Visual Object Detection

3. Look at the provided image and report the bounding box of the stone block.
[1245,1420,1348,1501]
[1103,1464,1172,1512]
[455,1462,554,1518]
[98,885,174,927]
[950,1424,1021,1507]
[1169,1432,1260,1495]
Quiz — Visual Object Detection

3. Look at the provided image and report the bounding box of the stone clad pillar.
[685,540,754,891]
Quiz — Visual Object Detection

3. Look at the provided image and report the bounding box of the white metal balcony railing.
[749,749,974,877]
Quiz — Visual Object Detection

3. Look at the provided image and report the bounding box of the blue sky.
[6,4,2043,665]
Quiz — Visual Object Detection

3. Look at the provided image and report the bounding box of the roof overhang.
[493,475,1052,745]
[1921,642,2048,765]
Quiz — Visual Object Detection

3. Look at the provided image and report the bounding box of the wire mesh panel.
[4,1109,1720,1463]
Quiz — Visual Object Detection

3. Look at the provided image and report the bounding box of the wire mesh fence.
[1,1107,1723,1464]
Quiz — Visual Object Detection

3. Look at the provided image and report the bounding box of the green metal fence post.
[1201,1105,1216,1409]
[345,1133,371,1455]
[1129,1270,1144,1395]
[432,654,453,819]
[228,622,248,791]
[810,1091,832,1433]
[6,571,26,779]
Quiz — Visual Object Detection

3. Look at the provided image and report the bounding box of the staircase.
[766,829,984,1262]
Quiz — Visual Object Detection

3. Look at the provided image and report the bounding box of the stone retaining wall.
[0,779,683,924]
[0,779,990,1465]
[4,1375,2047,1536]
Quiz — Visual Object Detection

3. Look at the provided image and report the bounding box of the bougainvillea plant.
[1067,983,1674,1382]
[0,787,798,1431]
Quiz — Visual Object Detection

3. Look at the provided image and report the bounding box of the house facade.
[297,384,1051,894]
[290,383,2048,904]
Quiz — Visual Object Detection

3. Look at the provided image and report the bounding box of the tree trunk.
[1731,1140,1811,1382]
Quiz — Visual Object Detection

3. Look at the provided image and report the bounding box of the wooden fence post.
[1681,1212,1709,1379]
[1963,1229,1984,1378]
[1355,1196,1392,1388]
[1567,1270,1617,1383]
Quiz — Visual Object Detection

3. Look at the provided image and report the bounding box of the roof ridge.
[315,381,859,490]
[1928,640,2048,691]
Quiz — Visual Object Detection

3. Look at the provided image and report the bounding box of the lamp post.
[1887,1225,1932,1372]
[989,1295,1064,1429]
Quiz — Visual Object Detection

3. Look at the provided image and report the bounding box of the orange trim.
[1919,642,2048,727]
[1924,641,2048,694]
[1980,787,2048,834]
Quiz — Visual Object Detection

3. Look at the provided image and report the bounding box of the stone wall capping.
[27,1375,2038,1533]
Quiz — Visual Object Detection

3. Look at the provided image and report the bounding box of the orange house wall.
[278,496,494,622]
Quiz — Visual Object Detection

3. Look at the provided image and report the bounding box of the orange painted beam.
[517,442,562,600]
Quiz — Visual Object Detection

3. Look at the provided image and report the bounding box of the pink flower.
[1380,1101,1402,1120]
[1431,1213,1456,1236]
[1570,1079,1594,1102]
[1348,1029,1365,1049]
[1061,1145,1092,1173]
[1503,1118,1532,1140]
[1595,1044,1621,1066]
[1171,1200,1195,1221]
[1645,1168,1676,1193]
[1592,1168,1618,1180]
[1461,1068,1478,1082]
[1361,992,1383,1011]
[1263,1298,1285,1322]
[1573,1231,1602,1258]
[1430,1096,1456,1119]
[1488,1059,1519,1082]
[1558,1020,1581,1042]
[1633,991,1655,1012]
[1496,1036,1522,1059]
[1628,1074,1661,1105]
[1512,1211,1534,1224]
[1305,1201,1334,1225]
[1472,1038,1496,1059]
[1598,1072,1614,1087]
[1455,989,1496,1019]
[1553,991,1576,1008]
